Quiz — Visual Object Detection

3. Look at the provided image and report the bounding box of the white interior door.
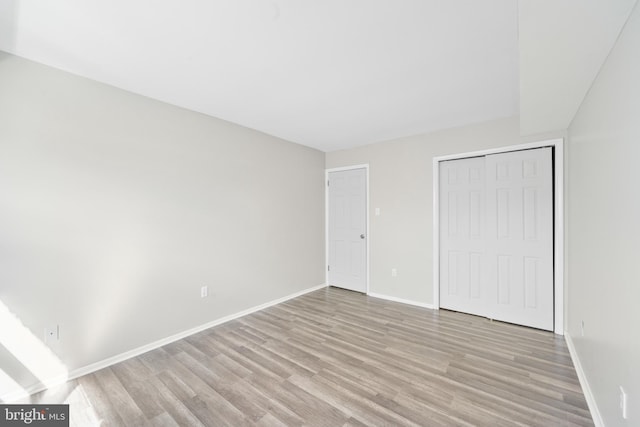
[328,168,367,293]
[439,147,554,330]
[485,148,554,330]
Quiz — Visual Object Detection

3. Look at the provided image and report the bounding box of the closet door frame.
[433,138,565,335]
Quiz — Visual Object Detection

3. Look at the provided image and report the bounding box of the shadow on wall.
[0,0,19,59]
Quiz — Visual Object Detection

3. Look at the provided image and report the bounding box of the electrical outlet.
[44,325,59,344]
[620,386,628,419]
[391,268,397,277]
[200,286,208,298]
[375,207,380,216]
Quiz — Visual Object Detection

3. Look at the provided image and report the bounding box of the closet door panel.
[485,148,554,330]
[439,157,488,316]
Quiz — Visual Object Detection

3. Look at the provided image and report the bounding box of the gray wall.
[0,53,325,397]
[326,117,562,304]
[567,3,640,425]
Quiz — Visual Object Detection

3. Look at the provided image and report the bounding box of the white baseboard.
[1,283,327,403]
[367,292,434,309]
[565,333,604,427]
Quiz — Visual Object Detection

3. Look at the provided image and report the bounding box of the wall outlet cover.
[44,325,59,343]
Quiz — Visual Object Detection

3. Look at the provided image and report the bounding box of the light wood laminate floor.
[25,287,593,426]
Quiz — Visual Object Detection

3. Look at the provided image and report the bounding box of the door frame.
[433,139,565,334]
[325,164,370,294]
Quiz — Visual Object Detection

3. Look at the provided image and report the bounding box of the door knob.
[360,234,365,239]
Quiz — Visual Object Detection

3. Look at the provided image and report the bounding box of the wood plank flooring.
[23,287,593,426]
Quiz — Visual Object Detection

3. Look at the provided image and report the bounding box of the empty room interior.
[0,1,638,426]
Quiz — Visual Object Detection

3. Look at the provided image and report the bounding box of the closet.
[439,147,553,330]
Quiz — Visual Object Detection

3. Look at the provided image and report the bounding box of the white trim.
[434,140,559,162]
[432,156,440,311]
[565,333,603,427]
[432,138,565,334]
[1,283,327,403]
[325,164,370,294]
[325,164,370,173]
[368,292,435,310]
[553,140,565,334]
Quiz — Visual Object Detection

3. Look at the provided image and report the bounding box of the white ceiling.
[0,0,519,152]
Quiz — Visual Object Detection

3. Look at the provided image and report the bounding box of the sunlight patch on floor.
[64,384,103,427]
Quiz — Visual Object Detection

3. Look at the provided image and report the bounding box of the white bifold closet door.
[439,147,553,331]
